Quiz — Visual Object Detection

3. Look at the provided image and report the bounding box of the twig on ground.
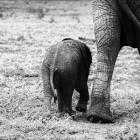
[78,36,96,45]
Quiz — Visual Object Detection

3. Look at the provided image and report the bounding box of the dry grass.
[0,0,140,139]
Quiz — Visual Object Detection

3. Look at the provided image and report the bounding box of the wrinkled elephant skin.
[42,38,92,115]
[87,0,140,123]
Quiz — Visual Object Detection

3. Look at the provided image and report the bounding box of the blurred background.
[0,0,92,20]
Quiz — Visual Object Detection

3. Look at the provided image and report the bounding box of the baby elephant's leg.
[58,72,76,115]
[75,82,89,112]
[57,89,63,113]
[62,89,74,115]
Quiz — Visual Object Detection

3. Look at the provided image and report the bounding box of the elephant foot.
[67,110,76,116]
[75,103,87,112]
[58,110,76,116]
[86,104,114,123]
[60,107,75,116]
[87,114,113,123]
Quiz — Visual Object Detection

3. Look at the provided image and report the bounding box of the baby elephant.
[41,38,92,115]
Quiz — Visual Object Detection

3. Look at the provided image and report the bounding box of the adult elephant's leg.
[87,0,121,123]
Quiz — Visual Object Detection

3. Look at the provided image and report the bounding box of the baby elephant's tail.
[50,68,60,103]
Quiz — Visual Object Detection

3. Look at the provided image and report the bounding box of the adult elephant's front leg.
[87,2,121,123]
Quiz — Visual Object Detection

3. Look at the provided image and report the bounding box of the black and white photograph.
[0,0,140,139]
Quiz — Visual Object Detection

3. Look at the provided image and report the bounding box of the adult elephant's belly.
[102,0,140,48]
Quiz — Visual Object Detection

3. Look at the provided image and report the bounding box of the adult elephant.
[86,0,140,123]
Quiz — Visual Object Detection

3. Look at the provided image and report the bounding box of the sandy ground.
[0,0,140,139]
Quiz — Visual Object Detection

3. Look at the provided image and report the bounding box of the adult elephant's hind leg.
[87,2,121,123]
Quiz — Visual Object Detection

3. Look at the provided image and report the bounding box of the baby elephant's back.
[55,39,82,72]
[44,38,91,78]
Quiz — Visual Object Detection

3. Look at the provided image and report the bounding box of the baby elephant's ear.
[62,38,73,41]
